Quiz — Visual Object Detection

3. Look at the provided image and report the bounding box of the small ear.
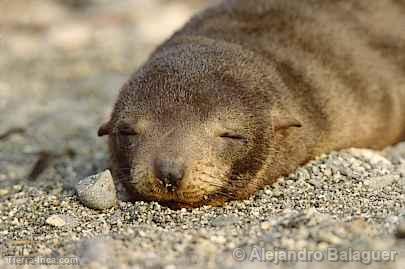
[272,114,302,131]
[98,121,112,137]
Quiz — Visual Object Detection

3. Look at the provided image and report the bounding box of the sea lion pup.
[98,0,405,208]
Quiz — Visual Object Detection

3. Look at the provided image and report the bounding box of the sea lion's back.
[174,0,405,148]
[185,0,405,76]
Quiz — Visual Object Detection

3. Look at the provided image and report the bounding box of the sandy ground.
[0,1,404,268]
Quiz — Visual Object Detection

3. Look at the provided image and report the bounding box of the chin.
[158,197,229,209]
[132,189,229,209]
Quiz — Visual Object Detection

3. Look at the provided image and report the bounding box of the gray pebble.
[76,170,117,210]
[77,238,114,266]
[211,215,240,227]
[46,214,76,227]
[395,220,405,239]
[365,175,398,191]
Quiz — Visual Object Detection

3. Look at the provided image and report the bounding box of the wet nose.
[154,159,185,191]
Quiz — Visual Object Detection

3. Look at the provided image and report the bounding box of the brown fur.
[99,0,405,208]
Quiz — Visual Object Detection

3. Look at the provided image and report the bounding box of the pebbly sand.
[0,1,404,268]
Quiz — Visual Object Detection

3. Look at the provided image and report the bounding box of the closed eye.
[117,123,138,136]
[119,128,138,136]
[219,132,247,141]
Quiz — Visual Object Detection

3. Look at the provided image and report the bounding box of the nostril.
[165,171,183,187]
[154,159,185,191]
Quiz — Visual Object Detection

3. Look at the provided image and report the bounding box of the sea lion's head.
[98,39,301,208]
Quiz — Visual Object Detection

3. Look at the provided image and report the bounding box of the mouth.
[118,169,230,208]
[153,190,202,208]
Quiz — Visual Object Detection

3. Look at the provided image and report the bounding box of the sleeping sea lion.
[98,0,405,208]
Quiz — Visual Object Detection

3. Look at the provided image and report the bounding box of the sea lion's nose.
[154,159,185,191]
